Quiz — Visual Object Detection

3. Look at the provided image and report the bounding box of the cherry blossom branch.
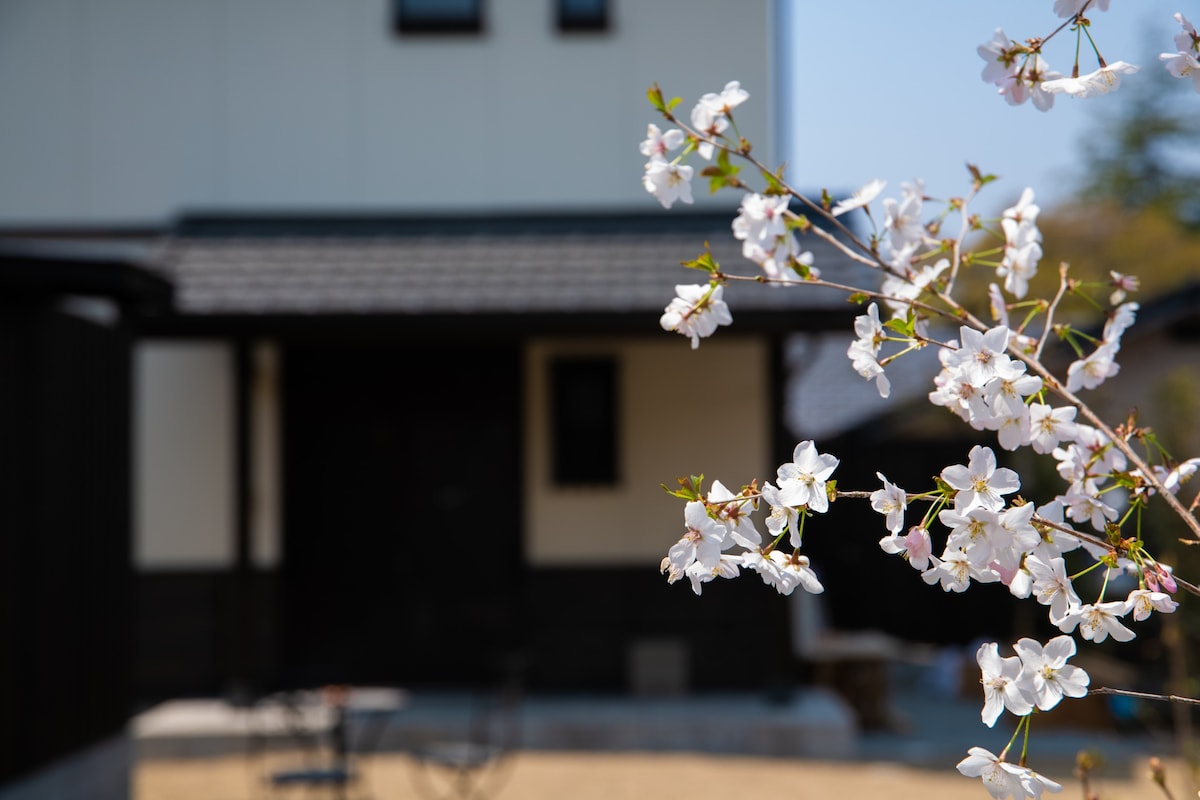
[804,224,884,269]
[1031,514,1200,598]
[1088,687,1200,707]
[653,105,879,261]
[700,135,1200,546]
[1022,360,1200,543]
[719,273,964,329]
[1035,262,1071,360]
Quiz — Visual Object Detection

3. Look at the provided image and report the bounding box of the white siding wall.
[0,0,773,224]
[525,336,770,566]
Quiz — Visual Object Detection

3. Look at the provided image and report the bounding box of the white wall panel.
[0,0,772,223]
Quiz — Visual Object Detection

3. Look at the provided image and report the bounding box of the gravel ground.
[135,750,1190,800]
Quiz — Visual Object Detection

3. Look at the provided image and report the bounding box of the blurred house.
[0,0,884,760]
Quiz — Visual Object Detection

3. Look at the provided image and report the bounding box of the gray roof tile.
[151,215,880,317]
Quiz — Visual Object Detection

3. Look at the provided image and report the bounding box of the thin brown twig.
[1089,687,1200,707]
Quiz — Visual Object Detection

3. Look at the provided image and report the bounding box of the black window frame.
[556,0,609,33]
[550,356,619,486]
[394,0,484,35]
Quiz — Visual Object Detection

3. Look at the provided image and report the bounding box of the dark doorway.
[280,342,522,687]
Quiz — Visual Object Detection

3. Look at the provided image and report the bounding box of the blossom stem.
[1019,714,1032,767]
[1067,559,1106,583]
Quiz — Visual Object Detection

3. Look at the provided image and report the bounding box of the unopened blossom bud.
[1144,567,1160,592]
[1158,565,1178,594]
[1148,756,1167,790]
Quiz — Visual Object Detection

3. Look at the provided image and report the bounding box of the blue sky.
[780,2,1178,212]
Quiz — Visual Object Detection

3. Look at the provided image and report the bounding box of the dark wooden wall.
[0,302,133,784]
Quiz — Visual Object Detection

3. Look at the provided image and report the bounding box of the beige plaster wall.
[525,336,771,566]
[134,341,235,569]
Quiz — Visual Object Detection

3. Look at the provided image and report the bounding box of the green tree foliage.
[1075,47,1200,224]
[1013,49,1200,305]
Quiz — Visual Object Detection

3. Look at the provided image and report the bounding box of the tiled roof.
[150,213,879,318]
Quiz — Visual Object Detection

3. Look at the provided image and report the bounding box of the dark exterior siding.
[0,304,133,784]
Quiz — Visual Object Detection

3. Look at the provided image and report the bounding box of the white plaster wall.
[134,341,235,569]
[525,336,770,566]
[0,0,773,224]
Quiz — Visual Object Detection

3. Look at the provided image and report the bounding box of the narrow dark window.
[557,0,608,32]
[551,357,618,485]
[394,0,483,34]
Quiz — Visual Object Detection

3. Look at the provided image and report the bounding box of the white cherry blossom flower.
[1061,479,1119,531]
[848,340,891,399]
[942,445,1020,512]
[1071,423,1127,473]
[1053,0,1109,17]
[1103,301,1138,344]
[1014,635,1089,711]
[1108,270,1140,305]
[761,482,800,547]
[639,123,685,159]
[1172,11,1199,52]
[773,551,824,595]
[880,526,932,571]
[1015,767,1064,800]
[880,257,949,316]
[997,220,1042,299]
[1057,600,1135,643]
[1025,554,1081,623]
[1127,588,1179,621]
[1028,404,1078,455]
[666,501,728,573]
[989,403,1033,452]
[1043,61,1139,98]
[957,746,1063,800]
[1065,342,1120,393]
[775,440,839,514]
[689,81,748,160]
[707,480,760,549]
[643,159,694,208]
[689,105,727,161]
[732,193,789,252]
[1162,13,1200,91]
[1163,458,1200,494]
[991,503,1041,574]
[979,28,1020,86]
[870,472,908,534]
[683,554,741,596]
[956,748,1025,799]
[977,642,1033,726]
[743,549,823,595]
[1161,49,1200,90]
[698,80,749,116]
[922,550,1000,592]
[1003,188,1040,226]
[945,325,1013,388]
[832,178,886,216]
[1001,54,1062,111]
[882,179,927,250]
[660,283,732,349]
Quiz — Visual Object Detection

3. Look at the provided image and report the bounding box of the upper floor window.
[394,0,484,34]
[550,357,619,486]
[557,0,609,32]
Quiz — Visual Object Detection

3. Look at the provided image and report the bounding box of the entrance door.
[280,342,522,687]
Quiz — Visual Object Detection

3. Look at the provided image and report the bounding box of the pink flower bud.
[1158,565,1178,594]
[1144,567,1160,592]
